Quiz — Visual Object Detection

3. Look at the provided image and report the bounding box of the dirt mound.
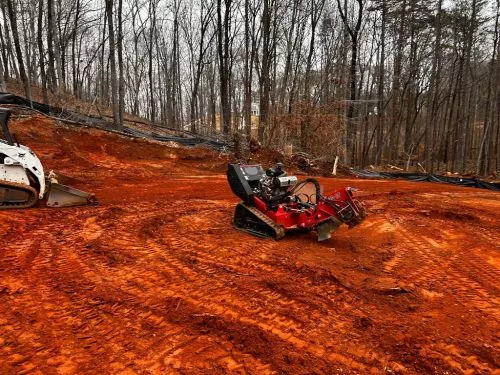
[0,115,498,374]
[9,114,227,180]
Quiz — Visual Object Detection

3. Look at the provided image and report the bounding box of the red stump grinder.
[227,163,366,241]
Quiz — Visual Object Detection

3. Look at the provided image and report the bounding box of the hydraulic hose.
[290,178,321,203]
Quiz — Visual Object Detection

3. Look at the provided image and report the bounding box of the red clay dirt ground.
[0,114,499,374]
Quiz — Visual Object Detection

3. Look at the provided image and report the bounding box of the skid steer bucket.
[46,171,95,207]
[46,183,94,207]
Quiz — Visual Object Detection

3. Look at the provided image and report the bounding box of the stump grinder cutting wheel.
[227,163,366,241]
[0,110,95,209]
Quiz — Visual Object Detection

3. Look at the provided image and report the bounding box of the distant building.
[251,103,259,117]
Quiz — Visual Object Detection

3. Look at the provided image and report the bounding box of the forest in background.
[0,0,499,175]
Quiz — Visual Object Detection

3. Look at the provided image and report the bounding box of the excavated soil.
[0,114,499,374]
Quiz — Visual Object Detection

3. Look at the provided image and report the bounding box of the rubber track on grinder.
[233,202,285,240]
[0,180,38,209]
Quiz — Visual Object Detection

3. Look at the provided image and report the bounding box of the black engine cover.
[227,164,265,204]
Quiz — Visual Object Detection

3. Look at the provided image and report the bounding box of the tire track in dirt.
[388,224,499,320]
[421,342,498,375]
[52,201,394,372]
[131,237,327,369]
[53,203,308,372]
[149,206,404,372]
[1,120,499,375]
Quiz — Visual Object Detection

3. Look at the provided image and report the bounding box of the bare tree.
[105,0,122,128]
[0,0,497,175]
[337,0,364,165]
[258,0,272,142]
[0,58,5,91]
[477,0,499,174]
[6,0,31,102]
[217,0,232,134]
[37,0,49,104]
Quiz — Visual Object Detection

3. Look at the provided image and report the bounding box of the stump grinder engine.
[227,163,366,241]
[0,109,94,209]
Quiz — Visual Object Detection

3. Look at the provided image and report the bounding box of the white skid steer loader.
[0,110,95,209]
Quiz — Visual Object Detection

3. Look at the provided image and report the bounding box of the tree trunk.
[0,15,9,80]
[105,0,121,128]
[71,0,81,98]
[6,0,31,102]
[46,0,57,89]
[190,3,213,133]
[425,0,443,171]
[0,61,5,91]
[117,0,124,128]
[301,0,324,150]
[337,0,363,166]
[148,0,157,125]
[243,0,253,138]
[1,0,18,80]
[217,0,232,135]
[374,0,386,165]
[38,0,49,104]
[477,0,499,175]
[258,0,271,143]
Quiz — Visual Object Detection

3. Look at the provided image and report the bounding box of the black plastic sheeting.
[0,92,230,151]
[122,127,229,150]
[0,92,54,114]
[351,169,500,191]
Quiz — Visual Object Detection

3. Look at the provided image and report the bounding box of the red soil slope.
[0,114,498,374]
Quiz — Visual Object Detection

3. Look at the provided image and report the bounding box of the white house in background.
[251,103,259,116]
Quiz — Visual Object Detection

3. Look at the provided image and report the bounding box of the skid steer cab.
[227,163,366,241]
[0,109,95,209]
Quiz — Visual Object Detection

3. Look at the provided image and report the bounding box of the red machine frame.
[252,186,363,230]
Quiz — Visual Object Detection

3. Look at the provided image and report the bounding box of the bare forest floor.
[0,114,499,374]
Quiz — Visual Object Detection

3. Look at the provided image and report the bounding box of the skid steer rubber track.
[0,180,38,209]
[233,202,285,240]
